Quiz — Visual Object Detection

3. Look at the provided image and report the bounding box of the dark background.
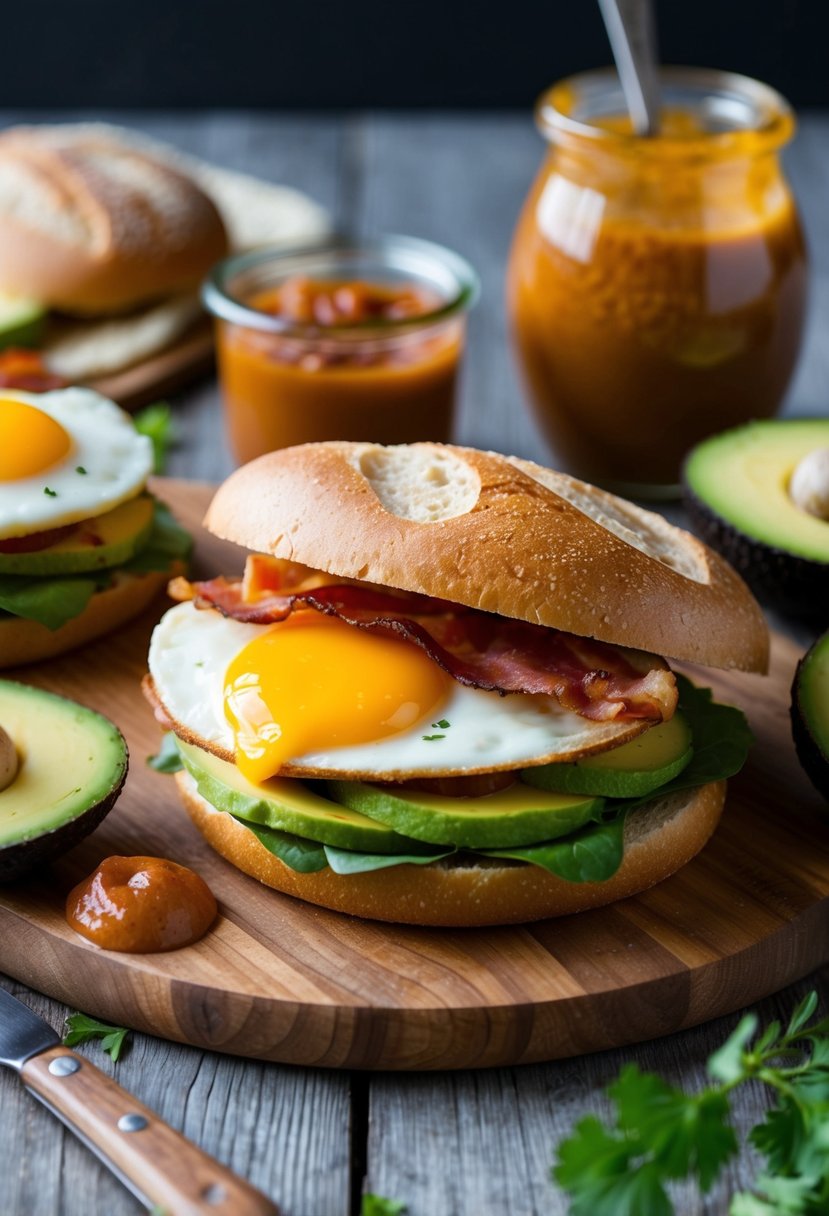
[9,0,827,108]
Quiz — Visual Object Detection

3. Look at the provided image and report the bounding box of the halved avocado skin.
[683,420,829,623]
[0,680,128,881]
[791,630,829,801]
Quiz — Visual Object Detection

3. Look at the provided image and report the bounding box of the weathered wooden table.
[1,110,827,1216]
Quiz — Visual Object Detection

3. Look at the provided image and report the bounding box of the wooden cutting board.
[0,479,826,1071]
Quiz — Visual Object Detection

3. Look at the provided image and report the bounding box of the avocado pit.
[0,725,18,792]
[789,448,829,521]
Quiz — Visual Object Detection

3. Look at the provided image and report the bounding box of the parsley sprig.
[553,990,829,1215]
[63,1012,131,1062]
[361,1197,407,1216]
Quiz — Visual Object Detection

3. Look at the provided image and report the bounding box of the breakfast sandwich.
[0,387,190,666]
[144,442,767,926]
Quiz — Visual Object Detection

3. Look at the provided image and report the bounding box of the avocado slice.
[0,680,127,881]
[521,712,693,798]
[0,293,46,350]
[683,419,829,620]
[327,779,603,848]
[0,496,155,576]
[791,630,829,801]
[177,740,434,854]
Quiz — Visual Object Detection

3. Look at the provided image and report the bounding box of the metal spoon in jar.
[597,0,661,135]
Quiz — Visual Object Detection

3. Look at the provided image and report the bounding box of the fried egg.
[0,388,153,538]
[149,601,644,779]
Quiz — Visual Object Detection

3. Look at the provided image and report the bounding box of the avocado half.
[0,680,128,881]
[791,631,829,801]
[683,419,829,622]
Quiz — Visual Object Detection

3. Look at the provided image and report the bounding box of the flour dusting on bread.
[352,443,480,522]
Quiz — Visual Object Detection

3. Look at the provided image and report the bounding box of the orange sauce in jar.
[508,84,809,493]
[66,856,217,953]
[215,276,463,463]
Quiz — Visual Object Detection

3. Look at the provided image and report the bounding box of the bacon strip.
[175,576,677,722]
[0,349,66,393]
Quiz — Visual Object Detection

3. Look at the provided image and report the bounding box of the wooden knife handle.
[21,1046,280,1215]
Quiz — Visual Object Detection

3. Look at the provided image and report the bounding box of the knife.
[0,986,280,1215]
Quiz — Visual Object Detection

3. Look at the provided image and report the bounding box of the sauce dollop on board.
[66,856,217,953]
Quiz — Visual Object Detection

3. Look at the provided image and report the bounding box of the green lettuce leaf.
[478,815,625,882]
[669,675,753,787]
[235,818,329,873]
[0,573,101,629]
[147,732,185,774]
[324,843,454,875]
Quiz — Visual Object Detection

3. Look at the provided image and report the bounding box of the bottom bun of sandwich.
[178,771,725,927]
[0,569,172,668]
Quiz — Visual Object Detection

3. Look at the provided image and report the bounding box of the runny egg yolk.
[0,399,72,480]
[223,612,449,782]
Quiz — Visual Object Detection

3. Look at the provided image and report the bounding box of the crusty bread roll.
[204,442,769,673]
[0,568,171,668]
[178,771,726,926]
[0,126,228,315]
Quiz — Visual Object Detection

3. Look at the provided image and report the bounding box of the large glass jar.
[508,68,808,497]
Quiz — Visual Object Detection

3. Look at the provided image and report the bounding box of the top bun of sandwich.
[0,125,228,315]
[204,441,769,674]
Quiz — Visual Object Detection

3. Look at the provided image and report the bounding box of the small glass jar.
[508,68,809,497]
[204,237,478,464]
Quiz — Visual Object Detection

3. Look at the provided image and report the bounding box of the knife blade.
[0,985,60,1068]
[0,985,280,1215]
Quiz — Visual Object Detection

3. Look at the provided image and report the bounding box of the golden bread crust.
[203,443,769,673]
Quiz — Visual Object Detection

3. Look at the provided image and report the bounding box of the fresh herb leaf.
[147,733,184,774]
[63,1013,131,1062]
[75,466,87,475]
[361,1197,407,1216]
[554,991,829,1216]
[43,487,57,497]
[421,733,445,741]
[433,719,450,729]
[480,815,624,882]
[134,402,174,474]
[708,1014,759,1083]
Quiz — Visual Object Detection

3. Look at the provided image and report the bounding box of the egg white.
[148,601,643,778]
[0,388,153,538]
